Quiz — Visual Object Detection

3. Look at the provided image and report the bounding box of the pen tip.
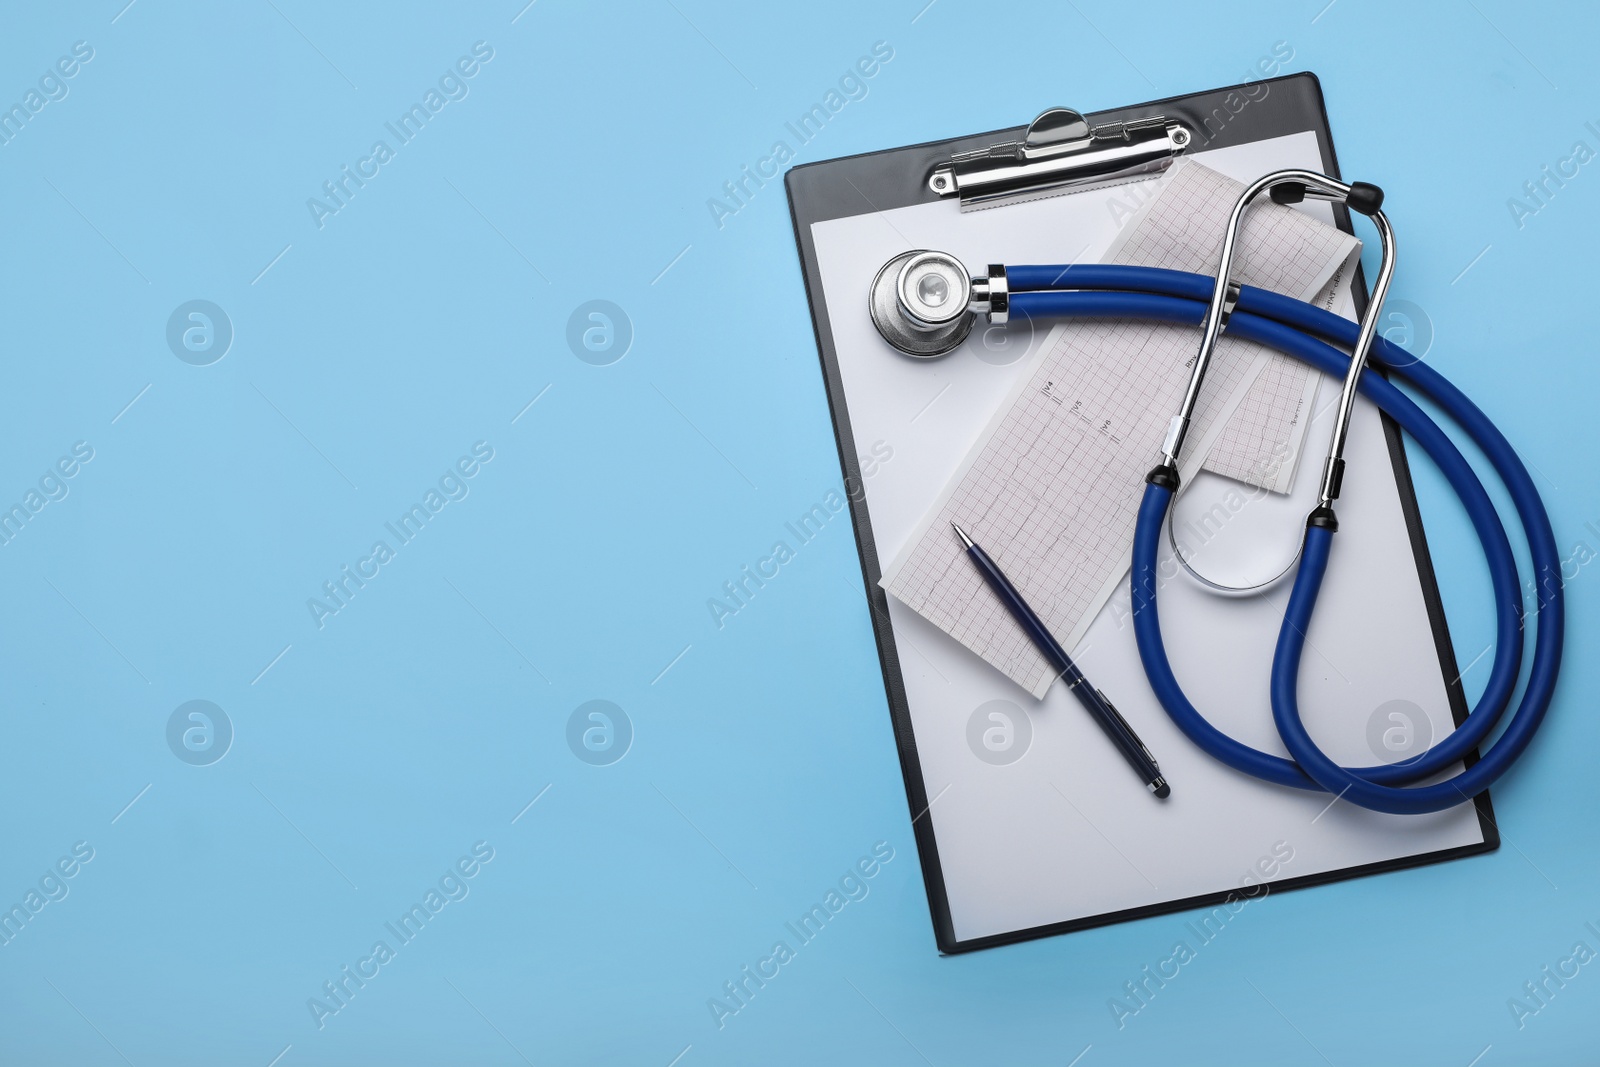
[950,522,974,549]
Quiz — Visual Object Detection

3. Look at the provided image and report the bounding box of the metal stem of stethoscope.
[1158,169,1396,522]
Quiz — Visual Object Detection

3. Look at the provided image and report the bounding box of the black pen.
[952,522,1170,799]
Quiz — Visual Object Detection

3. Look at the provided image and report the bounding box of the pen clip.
[929,108,1192,212]
[1097,689,1158,769]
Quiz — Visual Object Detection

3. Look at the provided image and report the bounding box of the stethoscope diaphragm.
[868,250,975,357]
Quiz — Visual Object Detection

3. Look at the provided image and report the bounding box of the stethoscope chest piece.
[869,249,975,357]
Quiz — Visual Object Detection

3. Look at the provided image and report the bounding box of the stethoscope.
[869,169,1563,816]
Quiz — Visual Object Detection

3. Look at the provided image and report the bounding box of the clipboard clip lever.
[930,108,1192,211]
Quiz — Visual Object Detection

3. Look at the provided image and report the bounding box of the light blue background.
[0,2,1595,1064]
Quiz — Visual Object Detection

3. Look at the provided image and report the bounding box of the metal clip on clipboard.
[929,107,1192,211]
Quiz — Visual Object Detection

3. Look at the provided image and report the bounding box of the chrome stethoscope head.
[869,250,1009,357]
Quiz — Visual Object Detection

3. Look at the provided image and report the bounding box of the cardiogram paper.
[880,161,1361,697]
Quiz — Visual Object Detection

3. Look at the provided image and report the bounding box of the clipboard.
[785,74,1498,954]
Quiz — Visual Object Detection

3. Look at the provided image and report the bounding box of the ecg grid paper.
[1106,162,1360,491]
[881,163,1360,697]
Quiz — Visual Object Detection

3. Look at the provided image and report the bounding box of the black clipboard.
[785,73,1498,954]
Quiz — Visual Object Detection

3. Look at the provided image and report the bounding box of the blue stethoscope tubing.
[1005,263,1562,816]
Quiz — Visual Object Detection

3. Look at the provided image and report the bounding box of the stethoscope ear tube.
[1024,168,1557,815]
[1132,478,1322,791]
[1124,287,1557,814]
